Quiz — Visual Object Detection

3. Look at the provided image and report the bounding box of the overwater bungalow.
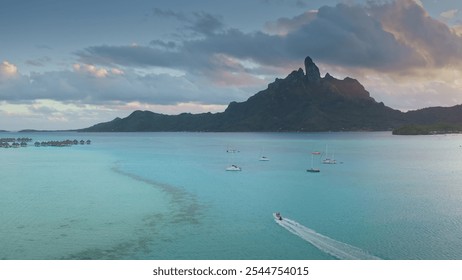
[1,137,15,142]
[1,137,93,150]
[0,142,11,148]
[17,137,32,142]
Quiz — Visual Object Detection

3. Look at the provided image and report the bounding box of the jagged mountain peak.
[304,56,321,83]
[82,56,459,132]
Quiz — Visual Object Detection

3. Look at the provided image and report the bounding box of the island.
[72,56,462,134]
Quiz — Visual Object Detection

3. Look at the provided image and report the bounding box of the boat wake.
[275,216,380,260]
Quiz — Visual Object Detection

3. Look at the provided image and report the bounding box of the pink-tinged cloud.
[440,9,459,20]
[206,54,267,87]
[73,63,109,78]
[370,0,462,69]
[0,61,18,79]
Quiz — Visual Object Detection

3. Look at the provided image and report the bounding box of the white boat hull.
[226,165,241,171]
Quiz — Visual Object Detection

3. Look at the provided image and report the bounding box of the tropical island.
[70,56,462,134]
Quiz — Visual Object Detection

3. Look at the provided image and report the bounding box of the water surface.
[1,132,462,259]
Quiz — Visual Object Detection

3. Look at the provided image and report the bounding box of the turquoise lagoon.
[1,131,462,260]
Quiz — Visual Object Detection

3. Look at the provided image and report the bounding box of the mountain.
[80,56,459,132]
[217,57,403,131]
[404,105,462,125]
[83,111,222,132]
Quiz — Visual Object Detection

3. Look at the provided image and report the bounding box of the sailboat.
[307,152,320,173]
[259,156,269,161]
[226,147,242,171]
[226,164,242,171]
[259,149,269,161]
[322,145,336,164]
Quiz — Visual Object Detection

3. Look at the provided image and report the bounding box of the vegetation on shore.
[392,123,462,135]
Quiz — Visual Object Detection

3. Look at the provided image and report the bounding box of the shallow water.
[1,131,462,259]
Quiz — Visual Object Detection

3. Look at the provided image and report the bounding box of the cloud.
[73,63,111,78]
[264,10,318,35]
[360,68,462,111]
[0,63,254,108]
[190,12,225,36]
[440,9,459,20]
[149,39,177,50]
[151,8,225,36]
[151,8,188,21]
[0,100,126,130]
[110,68,124,75]
[78,1,462,78]
[369,0,462,69]
[76,45,179,69]
[25,57,52,67]
[77,29,289,80]
[283,3,421,71]
[454,25,462,36]
[0,61,18,79]
[412,0,423,8]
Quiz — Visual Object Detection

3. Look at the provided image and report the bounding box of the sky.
[1,0,462,130]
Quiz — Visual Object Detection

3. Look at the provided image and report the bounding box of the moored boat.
[322,145,336,164]
[307,152,320,173]
[259,156,269,161]
[226,165,242,171]
[306,168,320,173]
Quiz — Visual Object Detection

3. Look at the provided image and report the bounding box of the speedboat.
[273,212,283,221]
[226,165,242,171]
[259,156,269,161]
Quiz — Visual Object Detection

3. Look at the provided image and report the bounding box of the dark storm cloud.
[77,1,458,76]
[182,29,288,67]
[284,3,423,70]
